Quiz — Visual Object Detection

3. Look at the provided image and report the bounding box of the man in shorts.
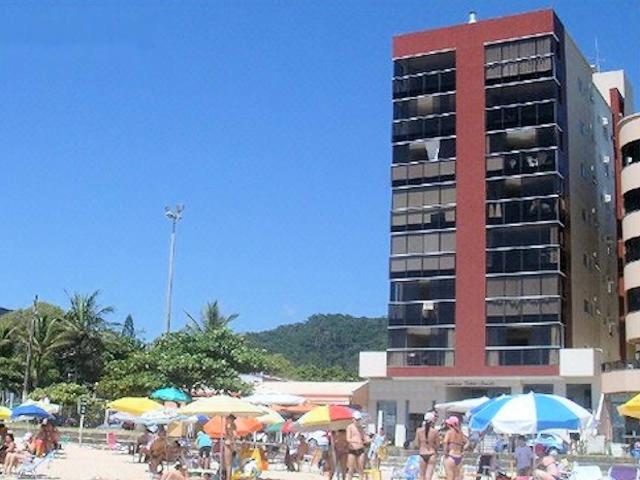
[197,430,213,470]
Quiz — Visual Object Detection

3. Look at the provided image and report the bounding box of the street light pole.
[22,295,38,402]
[164,204,184,334]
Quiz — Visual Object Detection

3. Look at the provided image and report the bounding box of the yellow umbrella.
[107,397,163,416]
[617,393,640,419]
[177,395,263,417]
[0,406,12,420]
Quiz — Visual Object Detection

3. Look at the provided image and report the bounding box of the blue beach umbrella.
[150,387,191,403]
[469,392,592,434]
[11,404,52,419]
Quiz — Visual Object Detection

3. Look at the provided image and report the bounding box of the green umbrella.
[150,387,191,403]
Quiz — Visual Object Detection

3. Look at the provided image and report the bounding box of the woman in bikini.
[415,412,439,480]
[443,416,467,480]
[223,415,237,480]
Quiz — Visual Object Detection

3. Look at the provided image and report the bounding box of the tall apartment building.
[359,9,636,446]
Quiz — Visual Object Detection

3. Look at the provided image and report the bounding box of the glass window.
[391,279,455,301]
[628,287,640,313]
[393,192,408,210]
[486,80,559,107]
[406,235,422,254]
[394,51,455,77]
[626,237,640,263]
[624,188,640,214]
[391,236,407,255]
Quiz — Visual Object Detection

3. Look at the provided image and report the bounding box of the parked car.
[527,432,568,454]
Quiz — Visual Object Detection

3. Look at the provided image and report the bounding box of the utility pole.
[164,204,184,334]
[22,295,38,402]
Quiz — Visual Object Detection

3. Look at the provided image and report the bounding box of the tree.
[61,291,115,385]
[0,302,67,392]
[122,314,135,339]
[185,300,238,334]
[98,329,268,399]
[0,318,22,394]
[30,382,89,406]
[18,314,72,389]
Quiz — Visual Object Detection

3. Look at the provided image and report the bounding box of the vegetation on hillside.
[246,314,387,379]
[0,295,386,414]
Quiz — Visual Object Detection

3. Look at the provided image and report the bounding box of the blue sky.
[2,0,638,338]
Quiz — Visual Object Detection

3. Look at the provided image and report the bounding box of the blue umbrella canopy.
[469,393,592,434]
[150,387,191,403]
[11,404,52,419]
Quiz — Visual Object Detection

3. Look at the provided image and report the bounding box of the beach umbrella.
[266,419,295,433]
[0,407,12,420]
[469,392,592,434]
[138,407,183,425]
[293,404,355,432]
[245,392,305,406]
[257,408,285,426]
[177,395,264,417]
[617,393,640,419]
[272,401,316,415]
[435,396,490,414]
[11,404,52,419]
[107,397,163,416]
[109,412,139,423]
[22,399,60,414]
[150,387,191,403]
[204,416,263,438]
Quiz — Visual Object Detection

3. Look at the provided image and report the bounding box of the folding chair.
[607,465,640,480]
[16,450,56,478]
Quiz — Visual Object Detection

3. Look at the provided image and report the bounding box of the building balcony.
[601,361,640,394]
[626,310,640,344]
[623,210,640,242]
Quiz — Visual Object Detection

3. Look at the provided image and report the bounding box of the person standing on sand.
[443,416,467,480]
[223,415,237,480]
[346,412,368,480]
[415,412,439,480]
[334,429,348,480]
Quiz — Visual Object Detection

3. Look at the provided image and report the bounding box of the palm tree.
[65,290,115,334]
[185,300,238,334]
[63,290,115,384]
[17,315,73,389]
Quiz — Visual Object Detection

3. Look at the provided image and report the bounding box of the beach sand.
[39,444,329,480]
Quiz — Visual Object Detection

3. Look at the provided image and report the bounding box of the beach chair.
[16,450,56,478]
[391,455,421,480]
[607,465,640,480]
[571,465,602,480]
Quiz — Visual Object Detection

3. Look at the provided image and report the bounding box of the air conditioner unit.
[604,194,612,203]
[601,116,609,126]
[422,301,435,316]
[590,164,595,172]
[603,155,611,164]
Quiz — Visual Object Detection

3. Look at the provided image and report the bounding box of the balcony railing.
[602,360,640,373]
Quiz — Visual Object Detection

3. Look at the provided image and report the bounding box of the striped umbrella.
[470,393,592,434]
[294,405,355,432]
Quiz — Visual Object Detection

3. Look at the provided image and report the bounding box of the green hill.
[245,313,387,375]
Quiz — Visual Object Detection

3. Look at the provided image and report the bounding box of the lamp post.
[164,204,184,334]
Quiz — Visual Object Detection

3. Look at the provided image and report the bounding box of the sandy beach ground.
[37,444,331,480]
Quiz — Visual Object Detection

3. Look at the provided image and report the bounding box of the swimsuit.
[448,455,463,466]
[349,448,365,456]
[420,453,435,463]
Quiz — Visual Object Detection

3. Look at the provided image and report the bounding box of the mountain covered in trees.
[245,314,387,379]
